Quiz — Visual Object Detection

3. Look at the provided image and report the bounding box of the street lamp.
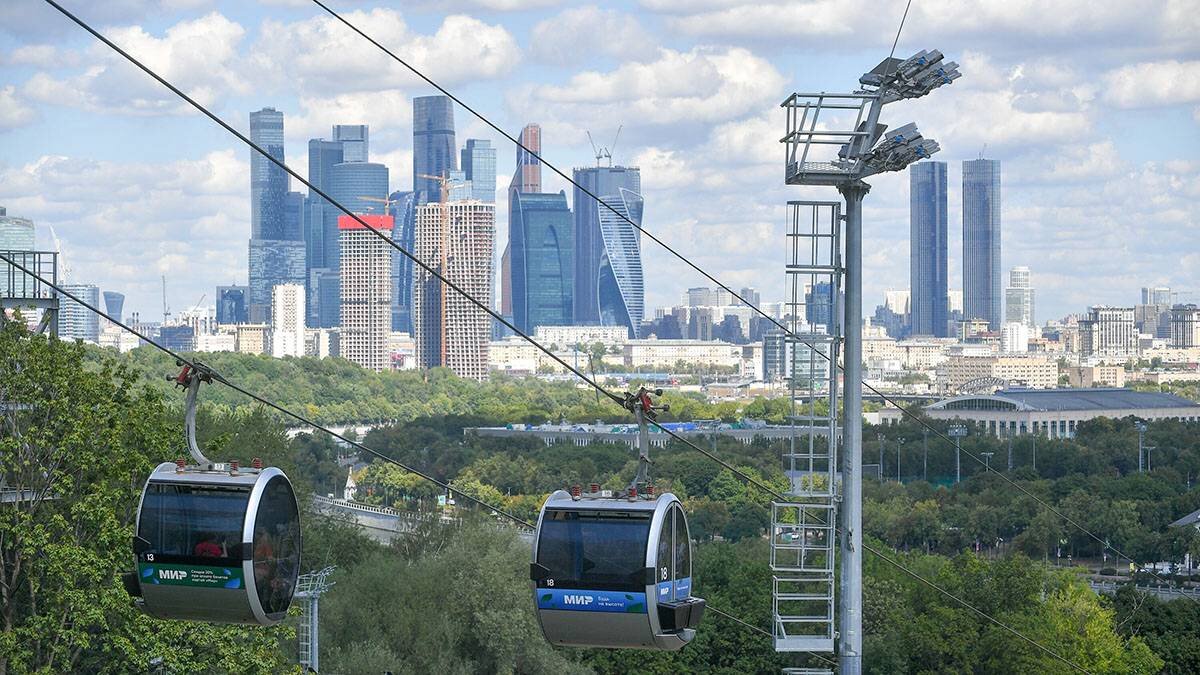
[1135,421,1148,473]
[982,451,994,472]
[897,438,905,483]
[949,424,968,484]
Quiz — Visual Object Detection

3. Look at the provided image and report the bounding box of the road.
[310,495,533,545]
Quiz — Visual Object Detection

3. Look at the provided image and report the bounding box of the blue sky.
[1,0,1198,323]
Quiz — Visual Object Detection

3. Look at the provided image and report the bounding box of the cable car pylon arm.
[623,387,668,495]
[171,362,216,467]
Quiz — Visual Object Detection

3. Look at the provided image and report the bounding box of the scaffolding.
[772,201,842,654]
[295,566,336,672]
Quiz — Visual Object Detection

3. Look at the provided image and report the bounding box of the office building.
[500,245,513,317]
[510,123,542,194]
[461,139,497,203]
[963,158,1002,330]
[339,215,394,372]
[1172,305,1200,348]
[271,283,306,358]
[103,291,125,324]
[510,190,573,333]
[309,269,340,329]
[740,287,761,308]
[248,108,293,321]
[413,201,495,380]
[321,160,388,324]
[1004,266,1035,328]
[0,206,34,250]
[573,165,644,337]
[413,95,457,203]
[216,285,250,325]
[333,124,368,162]
[305,138,345,284]
[387,191,417,332]
[1078,306,1137,357]
[59,283,100,342]
[1142,287,1172,306]
[909,161,949,336]
[248,239,306,322]
[805,282,835,329]
[159,325,195,352]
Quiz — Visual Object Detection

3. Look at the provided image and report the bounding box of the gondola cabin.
[531,488,705,650]
[126,461,300,625]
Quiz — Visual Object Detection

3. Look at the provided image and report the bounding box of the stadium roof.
[928,388,1200,413]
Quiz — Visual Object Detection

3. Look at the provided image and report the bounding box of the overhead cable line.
[707,606,839,669]
[306,0,1194,601]
[27,2,1109,668]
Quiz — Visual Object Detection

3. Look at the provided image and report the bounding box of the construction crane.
[586,125,622,167]
[161,275,170,325]
[416,174,466,367]
[358,195,403,214]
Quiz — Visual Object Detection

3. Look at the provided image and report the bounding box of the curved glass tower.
[595,188,644,337]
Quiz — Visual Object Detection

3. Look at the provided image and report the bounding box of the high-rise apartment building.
[461,139,497,203]
[1078,306,1137,357]
[413,201,494,380]
[59,283,100,342]
[339,215,393,372]
[413,95,457,203]
[1172,305,1200,348]
[333,124,369,162]
[103,291,124,323]
[510,190,573,333]
[1004,266,1035,329]
[216,285,250,324]
[909,161,949,337]
[963,158,1002,330]
[271,283,306,358]
[387,191,417,332]
[573,165,644,337]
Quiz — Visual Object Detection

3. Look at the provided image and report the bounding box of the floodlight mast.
[779,49,957,675]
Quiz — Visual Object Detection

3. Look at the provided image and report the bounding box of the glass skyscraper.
[387,191,417,332]
[573,165,643,336]
[461,139,497,203]
[248,239,306,315]
[216,285,249,324]
[510,190,573,333]
[413,95,457,203]
[103,291,124,324]
[328,162,389,267]
[0,206,35,250]
[963,159,1002,330]
[306,138,345,273]
[59,283,100,342]
[333,124,368,162]
[909,161,949,336]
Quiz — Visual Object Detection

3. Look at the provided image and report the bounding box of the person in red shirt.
[194,533,222,557]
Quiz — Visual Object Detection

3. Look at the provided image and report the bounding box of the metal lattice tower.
[772,201,842,655]
[295,566,335,672]
[779,49,960,675]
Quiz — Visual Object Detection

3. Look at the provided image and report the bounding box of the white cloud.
[0,86,37,130]
[21,12,248,115]
[515,46,785,134]
[250,10,520,95]
[530,6,657,65]
[1102,60,1200,108]
[0,151,249,316]
[4,44,81,68]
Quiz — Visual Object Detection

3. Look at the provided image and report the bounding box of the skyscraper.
[909,161,949,337]
[510,123,542,194]
[321,161,387,325]
[387,191,417,332]
[413,201,494,380]
[963,158,1002,330]
[216,285,250,325]
[1004,266,1035,328]
[461,139,497,203]
[249,107,300,323]
[333,124,368,162]
[1142,287,1171,305]
[339,215,394,372]
[413,95,457,203]
[0,206,34,250]
[805,282,835,328]
[573,165,644,337]
[271,283,306,358]
[305,138,345,275]
[510,190,573,333]
[59,283,100,342]
[103,291,125,324]
[250,108,286,239]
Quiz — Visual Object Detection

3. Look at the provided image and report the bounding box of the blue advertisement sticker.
[675,576,692,598]
[656,581,672,600]
[537,588,647,613]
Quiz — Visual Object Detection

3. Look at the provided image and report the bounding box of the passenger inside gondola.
[193,533,224,557]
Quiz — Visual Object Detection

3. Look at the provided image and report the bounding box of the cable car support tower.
[775,49,960,675]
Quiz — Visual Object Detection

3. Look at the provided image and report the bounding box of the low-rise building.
[235,324,269,355]
[880,387,1200,438]
[941,354,1058,393]
[195,330,236,353]
[623,338,740,369]
[1065,364,1125,388]
[534,325,628,350]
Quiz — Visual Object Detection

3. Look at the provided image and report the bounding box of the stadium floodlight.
[860,49,961,104]
[858,123,941,176]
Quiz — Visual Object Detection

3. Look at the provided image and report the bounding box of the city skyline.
[0,2,1196,324]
